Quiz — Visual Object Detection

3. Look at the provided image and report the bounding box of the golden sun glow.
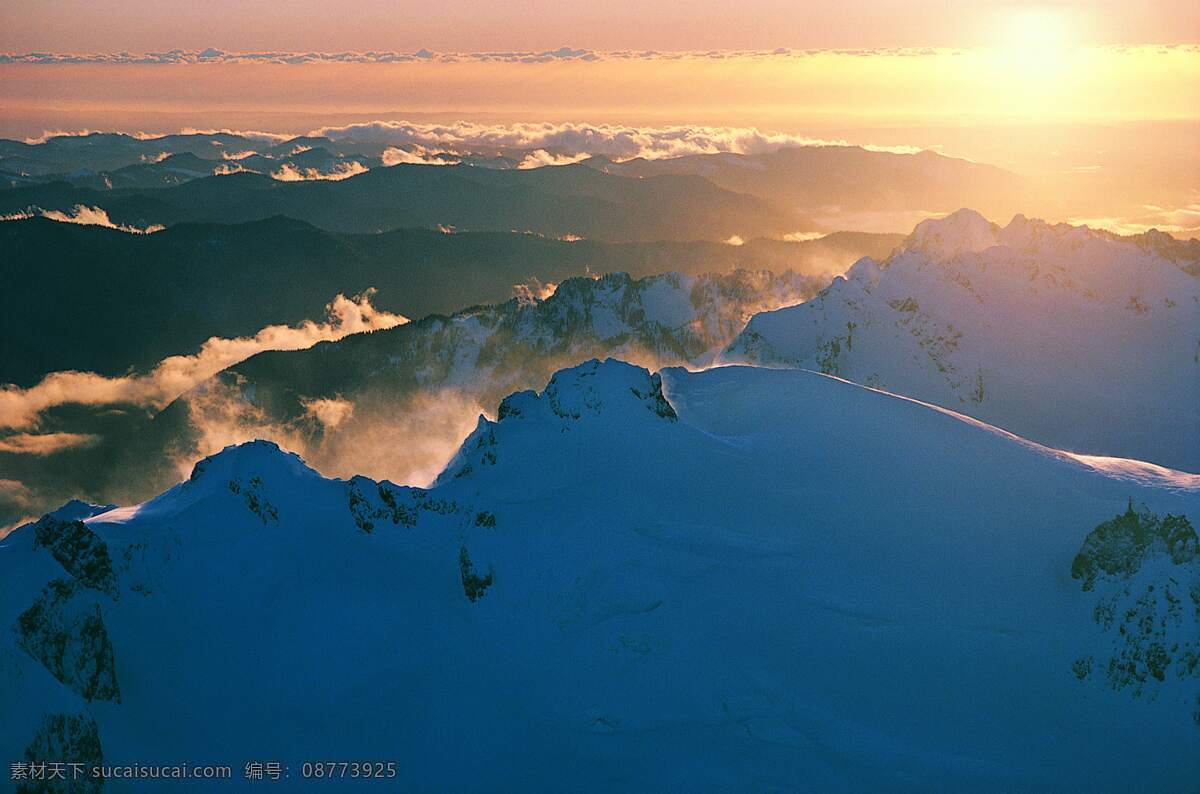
[1001,6,1076,50]
[994,5,1078,73]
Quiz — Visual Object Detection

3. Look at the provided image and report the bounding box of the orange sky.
[2,45,1195,139]
[2,1,1195,143]
[2,0,1198,52]
[1,0,1195,236]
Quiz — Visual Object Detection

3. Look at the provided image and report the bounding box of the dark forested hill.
[0,162,800,240]
[0,216,899,385]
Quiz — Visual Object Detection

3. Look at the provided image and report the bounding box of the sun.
[993,5,1079,73]
[1002,6,1073,51]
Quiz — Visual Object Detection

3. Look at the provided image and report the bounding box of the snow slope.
[2,360,1198,791]
[723,210,1200,471]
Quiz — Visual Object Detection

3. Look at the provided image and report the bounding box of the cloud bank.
[1,205,165,234]
[15,121,934,163]
[0,291,407,434]
[1069,201,1200,237]
[6,45,1191,68]
[0,46,968,66]
[0,432,100,455]
[178,379,485,490]
[380,146,464,166]
[314,120,924,160]
[270,161,369,181]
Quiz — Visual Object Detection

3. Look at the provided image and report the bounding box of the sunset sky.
[0,0,1196,235]
[3,0,1198,51]
[2,2,1195,135]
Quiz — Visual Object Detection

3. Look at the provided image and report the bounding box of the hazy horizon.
[4,2,1197,237]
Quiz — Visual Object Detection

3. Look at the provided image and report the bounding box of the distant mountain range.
[0,215,897,386]
[587,146,1028,226]
[724,209,1200,471]
[2,131,1034,236]
[3,360,1196,790]
[0,162,800,241]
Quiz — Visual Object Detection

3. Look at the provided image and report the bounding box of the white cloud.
[15,44,1150,67]
[20,127,290,145]
[0,479,33,505]
[511,277,558,303]
[301,396,355,429]
[0,479,36,539]
[16,121,939,167]
[517,149,590,169]
[0,291,407,431]
[0,432,99,455]
[1,205,164,234]
[270,161,369,181]
[380,145,460,166]
[1068,202,1200,237]
[177,381,485,490]
[313,120,912,161]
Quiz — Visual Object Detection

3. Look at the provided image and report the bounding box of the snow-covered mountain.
[724,210,1200,471]
[2,359,1197,791]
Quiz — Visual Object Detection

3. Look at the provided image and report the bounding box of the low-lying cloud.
[16,121,936,167]
[512,277,559,303]
[270,161,369,181]
[0,432,100,455]
[0,290,407,434]
[1069,202,1200,237]
[178,380,485,490]
[1,205,165,234]
[313,120,914,161]
[300,396,356,429]
[7,44,1190,68]
[0,478,36,539]
[380,145,460,166]
[0,46,969,67]
[517,149,591,169]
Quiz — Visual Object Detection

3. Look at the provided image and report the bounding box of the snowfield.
[723,209,1200,472]
[2,359,1197,791]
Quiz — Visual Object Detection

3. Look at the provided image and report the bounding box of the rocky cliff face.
[16,579,120,703]
[33,517,119,597]
[1071,505,1199,710]
[18,713,104,794]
